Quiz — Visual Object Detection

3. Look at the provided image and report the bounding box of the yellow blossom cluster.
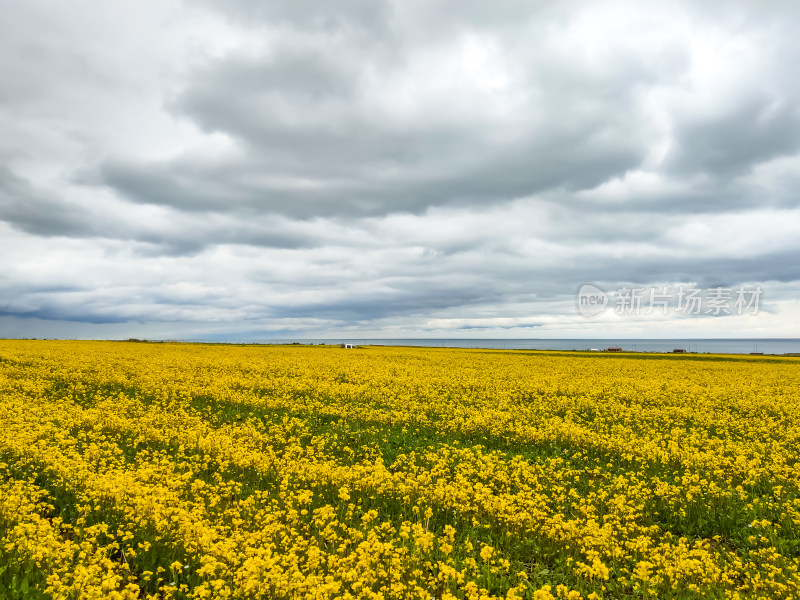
[0,340,799,599]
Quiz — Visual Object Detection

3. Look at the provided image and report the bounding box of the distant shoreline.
[3,337,800,357]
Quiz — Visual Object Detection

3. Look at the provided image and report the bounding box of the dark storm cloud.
[0,166,91,236]
[98,130,645,218]
[0,165,329,254]
[646,250,800,289]
[0,306,130,325]
[579,253,799,293]
[666,95,800,176]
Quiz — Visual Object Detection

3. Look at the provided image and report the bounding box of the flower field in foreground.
[1,341,800,599]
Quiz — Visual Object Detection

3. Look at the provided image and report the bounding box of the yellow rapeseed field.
[1,340,800,599]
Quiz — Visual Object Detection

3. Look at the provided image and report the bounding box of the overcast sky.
[2,0,799,340]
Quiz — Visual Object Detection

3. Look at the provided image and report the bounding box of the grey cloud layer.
[101,15,656,216]
[88,1,800,222]
[1,0,799,336]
